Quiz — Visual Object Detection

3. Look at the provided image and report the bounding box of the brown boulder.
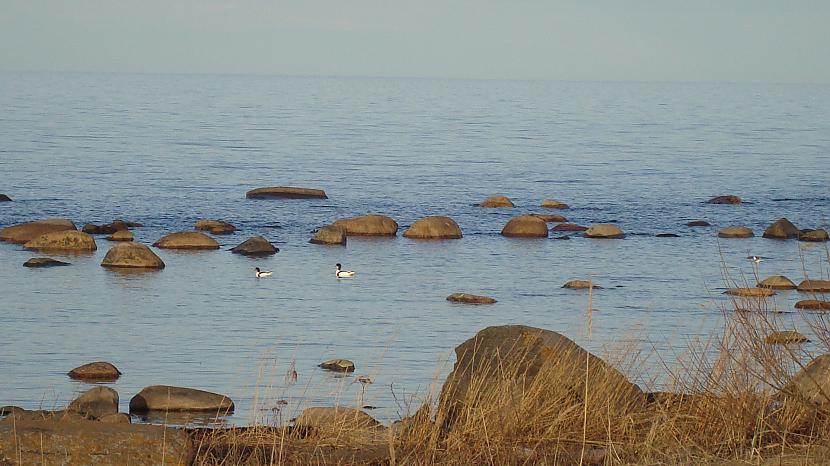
[24,230,97,252]
[68,387,119,419]
[762,218,800,239]
[799,229,829,242]
[718,226,754,238]
[68,361,122,381]
[798,280,830,293]
[129,385,234,413]
[765,331,809,345]
[230,236,278,256]
[533,213,567,223]
[0,218,77,244]
[552,223,588,232]
[584,223,625,239]
[724,288,776,297]
[99,413,132,424]
[246,186,327,199]
[106,229,134,242]
[294,406,381,430]
[319,359,355,373]
[757,275,797,290]
[332,214,398,236]
[795,300,830,311]
[781,354,830,409]
[309,225,347,245]
[707,195,742,204]
[540,199,569,209]
[153,231,219,250]
[501,215,548,238]
[446,293,497,304]
[101,243,165,269]
[479,195,515,208]
[403,216,462,239]
[195,219,236,235]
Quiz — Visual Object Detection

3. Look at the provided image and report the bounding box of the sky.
[1,0,828,83]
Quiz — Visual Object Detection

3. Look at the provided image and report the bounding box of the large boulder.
[762,218,800,239]
[799,229,829,242]
[246,186,327,199]
[500,215,548,238]
[106,230,134,242]
[781,355,830,409]
[479,195,515,208]
[540,199,569,209]
[230,236,278,256]
[195,219,236,235]
[438,325,643,431]
[446,293,497,304]
[724,288,775,297]
[319,359,355,373]
[129,385,234,413]
[332,214,398,236]
[309,225,347,245]
[68,387,119,419]
[718,226,754,238]
[0,194,10,202]
[294,407,380,430]
[0,418,193,465]
[153,231,219,250]
[23,257,71,267]
[0,218,77,244]
[403,216,462,239]
[68,362,122,381]
[24,230,97,252]
[552,223,588,232]
[798,280,830,293]
[795,300,830,310]
[757,275,797,290]
[101,243,165,269]
[707,195,742,204]
[584,223,625,239]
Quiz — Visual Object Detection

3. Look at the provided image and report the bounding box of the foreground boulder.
[246,186,327,199]
[129,386,234,413]
[707,195,742,204]
[438,325,643,431]
[765,331,809,345]
[584,223,624,239]
[319,359,355,373]
[757,275,797,290]
[540,199,569,209]
[718,226,754,238]
[563,280,602,289]
[309,225,347,245]
[446,293,497,304]
[68,387,119,419]
[403,216,462,239]
[332,214,398,236]
[0,418,193,465]
[0,218,77,244]
[795,300,830,310]
[294,406,380,430]
[153,231,219,250]
[799,229,829,242]
[101,243,165,269]
[106,230,134,242]
[763,218,800,239]
[24,230,97,252]
[23,257,71,267]
[195,219,236,235]
[479,195,514,208]
[501,215,548,237]
[533,213,567,223]
[724,288,775,297]
[230,236,278,256]
[552,223,588,232]
[68,361,122,381]
[781,355,830,409]
[0,194,10,202]
[798,280,830,293]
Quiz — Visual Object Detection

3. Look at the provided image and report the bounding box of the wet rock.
[23,257,71,268]
[153,231,219,250]
[540,199,569,209]
[707,195,742,204]
[332,214,398,236]
[403,216,463,239]
[101,242,165,269]
[563,280,602,289]
[106,230,134,242]
[533,214,568,223]
[763,218,800,239]
[82,220,132,235]
[24,230,97,252]
[718,226,754,238]
[724,288,776,297]
[309,225,347,245]
[799,229,829,242]
[246,186,327,199]
[294,406,380,430]
[656,233,680,237]
[552,223,588,232]
[319,359,356,373]
[781,354,830,408]
[195,219,236,235]
[99,413,132,424]
[501,215,548,238]
[0,218,77,244]
[686,220,711,227]
[0,194,10,202]
[765,331,809,345]
[798,280,830,293]
[68,362,122,381]
[68,387,119,419]
[230,236,279,256]
[446,293,497,304]
[795,300,830,311]
[479,195,515,208]
[757,275,797,290]
[129,385,234,413]
[584,223,625,239]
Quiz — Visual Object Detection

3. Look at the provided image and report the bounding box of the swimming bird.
[335,263,356,278]
[255,267,273,278]
[746,256,766,264]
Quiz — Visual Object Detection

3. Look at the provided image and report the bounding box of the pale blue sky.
[1,0,828,83]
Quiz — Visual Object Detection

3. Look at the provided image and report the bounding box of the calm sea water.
[1,72,829,425]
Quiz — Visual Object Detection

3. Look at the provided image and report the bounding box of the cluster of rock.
[478,195,569,210]
[717,218,828,242]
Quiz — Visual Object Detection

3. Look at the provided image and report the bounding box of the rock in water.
[0,218,77,244]
[246,186,328,199]
[757,275,797,290]
[23,257,71,268]
[195,219,236,235]
[24,230,97,252]
[319,359,356,373]
[230,236,279,256]
[707,195,742,204]
[563,280,602,289]
[446,293,497,304]
[540,199,569,209]
[795,300,830,310]
[553,223,588,232]
[765,331,809,345]
[799,229,829,242]
[309,225,347,245]
[584,223,625,239]
[332,214,398,236]
[798,280,830,293]
[718,226,754,238]
[68,362,122,381]
[129,385,234,413]
[500,215,548,237]
[686,220,711,227]
[403,216,463,239]
[68,387,119,419]
[153,231,220,250]
[533,214,568,223]
[0,194,11,202]
[106,230,134,242]
[479,195,515,208]
[762,218,800,239]
[101,243,165,269]
[724,288,776,297]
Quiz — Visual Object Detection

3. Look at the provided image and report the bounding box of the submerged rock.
[533,214,568,223]
[333,214,398,236]
[656,233,680,238]
[230,236,278,256]
[563,280,602,289]
[246,186,327,199]
[24,230,97,252]
[718,226,754,238]
[501,215,548,237]
[129,385,234,413]
[403,216,462,239]
[724,288,776,297]
[0,194,11,202]
[707,195,742,204]
[540,199,569,209]
[23,257,71,268]
[765,331,809,345]
[799,229,829,242]
[106,230,134,242]
[101,243,165,269]
[153,231,219,250]
[686,220,711,227]
[584,223,625,239]
[68,387,119,419]
[757,275,797,290]
[446,293,497,304]
[795,300,830,310]
[68,362,122,381]
[195,219,236,235]
[479,195,515,208]
[552,223,588,232]
[798,280,830,293]
[319,359,355,373]
[763,218,800,239]
[309,225,347,245]
[0,218,77,244]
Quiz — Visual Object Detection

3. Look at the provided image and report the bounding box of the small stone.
[563,280,602,289]
[23,257,71,268]
[533,214,567,223]
[552,223,588,232]
[106,230,134,242]
[230,236,278,256]
[479,195,515,208]
[195,219,236,235]
[540,199,569,209]
[68,362,122,381]
[446,293,497,304]
[656,233,680,237]
[724,288,776,297]
[686,220,711,227]
[707,195,742,204]
[718,226,754,238]
[319,359,356,373]
[584,224,624,239]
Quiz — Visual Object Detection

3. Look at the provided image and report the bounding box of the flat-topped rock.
[533,214,567,223]
[765,331,809,345]
[68,387,119,419]
[68,362,122,381]
[230,236,278,256]
[798,280,830,293]
[799,229,829,242]
[501,215,548,237]
[795,300,830,310]
[447,293,497,304]
[552,223,588,232]
[0,194,11,202]
[718,226,754,238]
[563,280,602,289]
[686,220,711,227]
[309,225,347,245]
[707,195,742,204]
[129,385,234,413]
[24,230,97,252]
[153,231,219,250]
[319,359,355,373]
[479,195,514,208]
[294,406,381,430]
[403,216,462,239]
[246,186,328,199]
[540,199,569,209]
[101,243,165,269]
[195,219,236,235]
[757,275,797,290]
[106,230,134,242]
[332,214,398,236]
[724,288,776,297]
[23,257,71,268]
[584,223,625,239]
[763,218,800,239]
[0,218,77,244]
